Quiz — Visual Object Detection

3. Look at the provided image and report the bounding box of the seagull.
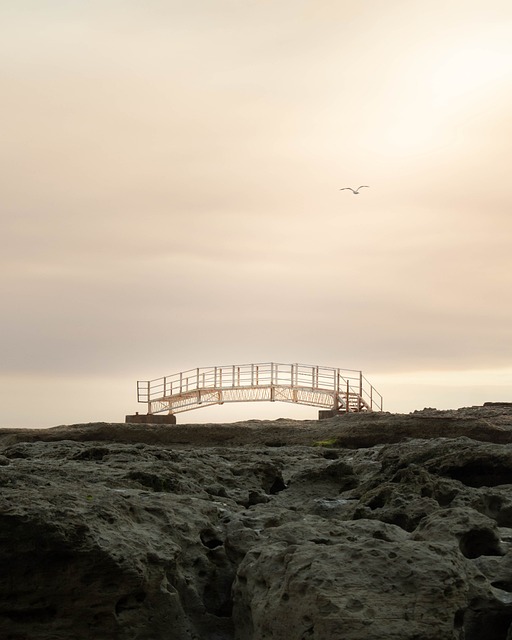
[339,185,369,194]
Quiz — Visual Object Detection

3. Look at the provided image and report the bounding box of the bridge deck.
[137,362,382,415]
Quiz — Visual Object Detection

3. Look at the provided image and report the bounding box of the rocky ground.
[1,405,512,639]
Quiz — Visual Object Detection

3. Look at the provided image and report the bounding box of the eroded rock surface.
[1,405,512,639]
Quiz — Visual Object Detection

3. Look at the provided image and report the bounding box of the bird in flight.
[339,185,369,194]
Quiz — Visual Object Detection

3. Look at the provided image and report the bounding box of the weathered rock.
[0,406,512,639]
[233,519,478,640]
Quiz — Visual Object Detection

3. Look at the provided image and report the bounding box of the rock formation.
[1,405,512,639]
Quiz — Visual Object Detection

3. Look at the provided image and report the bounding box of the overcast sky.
[1,0,512,427]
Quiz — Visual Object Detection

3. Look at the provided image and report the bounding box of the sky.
[1,0,512,427]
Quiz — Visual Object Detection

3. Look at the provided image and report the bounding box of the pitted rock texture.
[1,405,512,639]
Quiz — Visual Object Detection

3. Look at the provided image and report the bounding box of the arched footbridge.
[135,362,382,417]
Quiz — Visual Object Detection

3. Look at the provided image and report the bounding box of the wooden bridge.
[135,362,382,417]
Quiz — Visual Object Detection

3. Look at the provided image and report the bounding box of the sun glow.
[429,44,512,108]
[367,31,512,157]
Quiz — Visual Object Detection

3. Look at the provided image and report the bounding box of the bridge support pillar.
[318,409,341,420]
[125,413,177,424]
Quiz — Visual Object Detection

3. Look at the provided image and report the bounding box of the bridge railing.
[137,362,383,414]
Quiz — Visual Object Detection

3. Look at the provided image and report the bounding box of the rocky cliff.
[1,405,512,639]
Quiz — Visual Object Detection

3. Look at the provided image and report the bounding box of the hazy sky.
[2,0,512,427]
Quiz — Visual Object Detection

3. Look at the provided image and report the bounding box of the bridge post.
[333,369,339,412]
[359,370,363,411]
